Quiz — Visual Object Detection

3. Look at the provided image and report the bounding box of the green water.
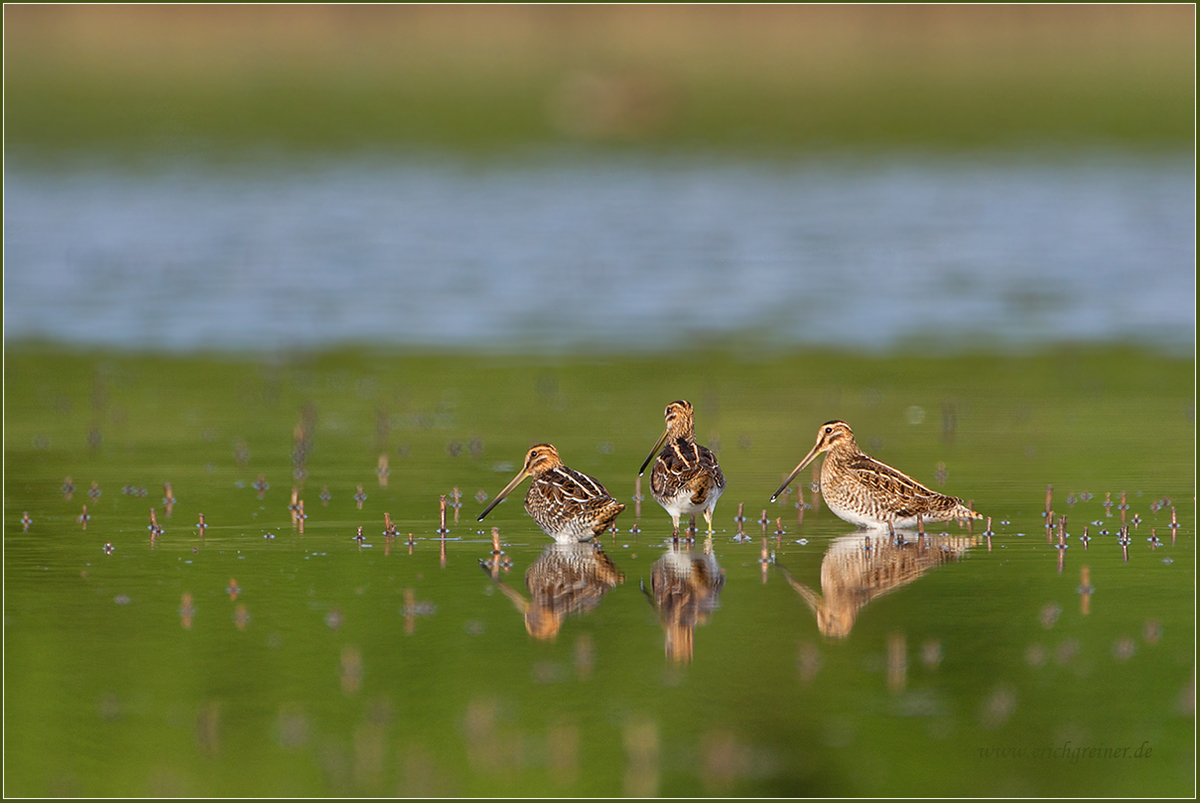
[4,346,1195,796]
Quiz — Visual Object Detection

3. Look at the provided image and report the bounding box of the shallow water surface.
[4,348,1194,796]
[4,153,1193,354]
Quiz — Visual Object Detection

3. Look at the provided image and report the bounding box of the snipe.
[479,444,625,542]
[639,400,725,537]
[771,420,981,529]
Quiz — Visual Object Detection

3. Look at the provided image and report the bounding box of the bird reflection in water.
[642,535,725,663]
[775,529,977,639]
[488,542,624,641]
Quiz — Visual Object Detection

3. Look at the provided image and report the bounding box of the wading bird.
[479,444,625,542]
[639,400,725,537]
[771,420,981,529]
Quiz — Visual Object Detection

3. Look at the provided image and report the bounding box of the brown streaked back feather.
[845,453,978,520]
[529,465,626,535]
[848,454,941,502]
[652,440,726,504]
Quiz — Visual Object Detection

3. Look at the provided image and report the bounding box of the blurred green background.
[5,4,1194,157]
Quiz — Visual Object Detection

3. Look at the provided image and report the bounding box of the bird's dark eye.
[825,427,833,434]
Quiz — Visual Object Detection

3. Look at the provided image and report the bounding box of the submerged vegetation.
[6,346,1195,516]
[4,346,1195,796]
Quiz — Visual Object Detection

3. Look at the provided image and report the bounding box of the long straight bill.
[478,469,529,521]
[769,445,821,502]
[639,429,670,477]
